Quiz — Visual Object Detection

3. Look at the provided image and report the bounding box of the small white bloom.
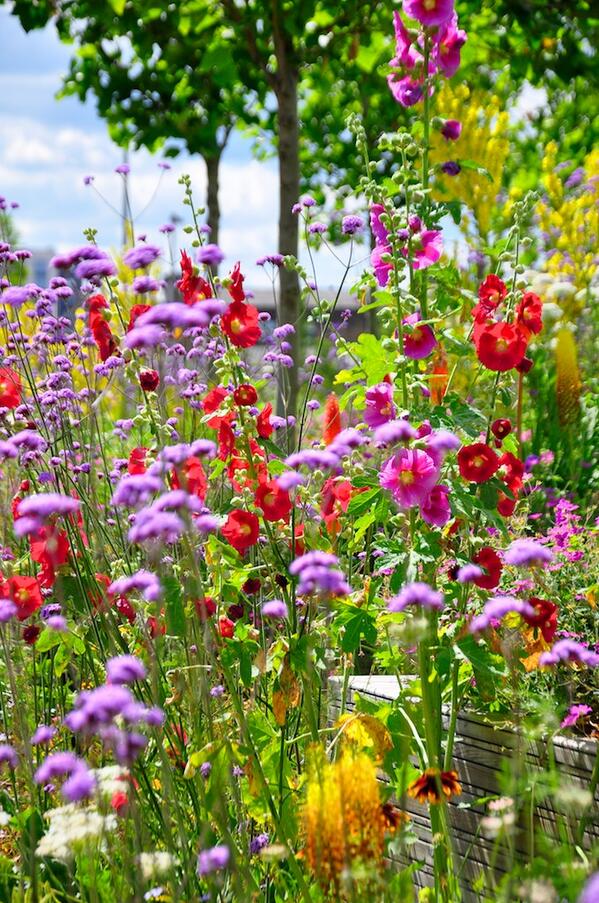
[138,851,175,880]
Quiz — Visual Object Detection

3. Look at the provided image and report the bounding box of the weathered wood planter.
[329,676,599,901]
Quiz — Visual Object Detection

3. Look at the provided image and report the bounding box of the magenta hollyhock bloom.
[370,204,390,246]
[420,484,451,527]
[403,312,437,359]
[561,704,592,729]
[391,10,416,66]
[370,243,393,286]
[403,230,443,270]
[404,0,454,27]
[364,382,396,428]
[388,74,424,107]
[434,13,467,77]
[379,447,438,508]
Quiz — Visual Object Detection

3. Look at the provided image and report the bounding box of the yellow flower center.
[400,470,415,485]
[423,0,437,8]
[230,318,242,334]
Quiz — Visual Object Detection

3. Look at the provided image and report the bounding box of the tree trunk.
[275,69,300,420]
[205,152,221,266]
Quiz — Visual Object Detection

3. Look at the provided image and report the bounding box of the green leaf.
[459,159,494,182]
[107,0,126,13]
[346,487,381,515]
[163,575,186,637]
[338,605,377,653]
[456,635,505,701]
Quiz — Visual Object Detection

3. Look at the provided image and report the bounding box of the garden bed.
[329,676,599,901]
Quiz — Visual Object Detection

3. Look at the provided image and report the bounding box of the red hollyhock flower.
[147,614,166,638]
[257,403,273,439]
[323,393,342,445]
[111,790,129,817]
[522,597,558,643]
[88,295,118,362]
[497,490,518,518]
[491,419,512,440]
[321,478,352,535]
[171,456,207,501]
[516,292,543,335]
[218,419,236,461]
[0,366,22,409]
[23,624,41,645]
[194,596,217,622]
[472,547,503,590]
[115,596,136,624]
[479,274,507,306]
[255,480,292,522]
[233,384,258,406]
[128,447,148,474]
[7,576,43,620]
[242,578,261,595]
[222,510,260,554]
[202,386,229,428]
[127,304,151,331]
[497,452,524,493]
[176,250,212,305]
[228,440,268,490]
[221,300,262,348]
[139,369,159,392]
[29,525,70,588]
[458,443,499,483]
[219,616,235,639]
[228,262,246,303]
[475,322,528,372]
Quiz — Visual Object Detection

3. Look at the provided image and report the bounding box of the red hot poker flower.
[516,291,543,335]
[222,510,260,554]
[475,322,528,372]
[0,366,22,409]
[255,480,292,522]
[472,547,503,590]
[522,597,558,643]
[221,300,262,348]
[458,443,499,483]
[228,262,246,303]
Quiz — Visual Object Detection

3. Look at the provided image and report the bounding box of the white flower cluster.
[138,851,175,880]
[92,764,129,797]
[36,804,117,863]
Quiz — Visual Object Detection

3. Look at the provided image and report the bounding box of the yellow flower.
[429,83,509,238]
[536,146,599,305]
[334,712,392,763]
[302,747,389,894]
[555,328,581,426]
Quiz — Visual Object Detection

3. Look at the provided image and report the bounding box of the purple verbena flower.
[388,582,444,613]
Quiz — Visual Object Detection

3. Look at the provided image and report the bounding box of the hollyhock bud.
[441,119,462,141]
[139,369,159,392]
[516,356,534,374]
[441,161,461,176]
[491,419,512,440]
[22,624,40,645]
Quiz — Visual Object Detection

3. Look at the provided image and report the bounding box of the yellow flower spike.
[430,84,510,238]
[302,747,390,895]
[555,328,581,427]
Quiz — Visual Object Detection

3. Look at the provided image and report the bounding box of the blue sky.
[0,7,356,288]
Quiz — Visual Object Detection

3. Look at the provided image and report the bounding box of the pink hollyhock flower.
[403,230,442,270]
[388,74,424,107]
[364,382,396,428]
[404,0,455,28]
[370,243,393,287]
[434,13,467,78]
[561,704,592,729]
[370,204,390,245]
[391,10,417,66]
[379,447,438,508]
[403,312,437,359]
[420,483,451,526]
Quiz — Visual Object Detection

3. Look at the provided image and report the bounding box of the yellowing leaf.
[335,712,392,762]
